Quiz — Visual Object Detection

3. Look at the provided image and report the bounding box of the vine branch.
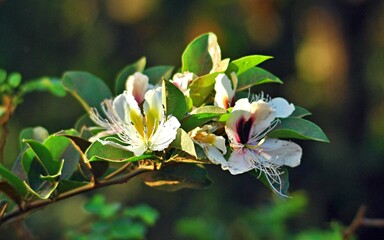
[0,167,150,227]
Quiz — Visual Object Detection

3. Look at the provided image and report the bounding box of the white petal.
[121,91,144,129]
[258,138,302,167]
[125,72,149,104]
[126,143,148,156]
[226,99,275,144]
[214,74,235,109]
[143,89,163,121]
[149,116,180,152]
[232,98,251,111]
[249,100,275,137]
[269,97,295,118]
[226,149,256,174]
[112,93,129,122]
[201,144,228,167]
[213,135,227,154]
[171,72,195,94]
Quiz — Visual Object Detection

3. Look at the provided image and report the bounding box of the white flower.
[214,73,238,109]
[125,72,153,105]
[170,71,196,96]
[91,89,180,156]
[224,97,301,194]
[190,125,227,167]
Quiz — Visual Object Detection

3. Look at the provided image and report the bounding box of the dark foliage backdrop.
[1,0,384,239]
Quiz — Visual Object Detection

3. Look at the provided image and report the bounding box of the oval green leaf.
[267,117,329,142]
[21,77,67,97]
[181,106,226,132]
[170,128,197,158]
[0,164,29,198]
[62,71,112,112]
[44,135,81,179]
[236,67,283,91]
[8,72,22,88]
[226,55,272,75]
[162,79,187,121]
[85,140,134,162]
[143,65,174,85]
[290,106,312,118]
[182,32,220,76]
[188,72,219,107]
[24,139,60,175]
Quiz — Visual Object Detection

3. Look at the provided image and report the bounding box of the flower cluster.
[90,65,304,194]
[84,33,327,196]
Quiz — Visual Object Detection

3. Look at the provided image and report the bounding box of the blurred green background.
[1,0,384,239]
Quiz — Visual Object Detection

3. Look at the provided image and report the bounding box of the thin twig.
[343,205,384,239]
[343,205,367,240]
[362,218,384,227]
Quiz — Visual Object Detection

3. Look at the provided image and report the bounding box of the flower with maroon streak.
[224,97,302,195]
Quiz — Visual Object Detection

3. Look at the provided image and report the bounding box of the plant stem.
[343,205,384,239]
[0,167,150,227]
[0,123,8,164]
[0,95,15,165]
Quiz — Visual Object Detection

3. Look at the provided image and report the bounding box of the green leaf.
[143,65,174,85]
[182,32,220,76]
[23,139,61,175]
[290,106,312,118]
[20,77,67,97]
[74,114,96,132]
[85,140,152,162]
[43,135,81,179]
[123,204,159,226]
[181,106,226,132]
[84,194,121,219]
[54,132,94,180]
[40,160,64,182]
[56,179,89,194]
[0,181,23,204]
[170,128,197,158]
[19,126,49,150]
[188,72,219,107]
[23,180,59,200]
[111,220,146,239]
[55,131,92,153]
[90,161,109,179]
[226,55,272,75]
[268,117,329,142]
[0,69,7,83]
[8,72,22,88]
[140,163,211,191]
[236,67,283,91]
[0,164,29,198]
[62,71,112,112]
[162,79,187,121]
[20,149,35,178]
[115,57,146,94]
